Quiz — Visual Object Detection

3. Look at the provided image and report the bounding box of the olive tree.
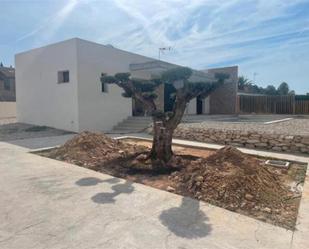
[101,67,227,168]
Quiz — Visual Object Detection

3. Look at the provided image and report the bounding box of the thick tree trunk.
[150,118,174,164]
[149,98,187,168]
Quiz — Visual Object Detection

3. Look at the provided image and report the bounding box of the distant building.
[0,65,15,101]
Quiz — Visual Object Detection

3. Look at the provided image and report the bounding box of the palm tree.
[238,76,252,90]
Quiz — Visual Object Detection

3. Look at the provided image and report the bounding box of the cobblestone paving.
[180,118,309,136]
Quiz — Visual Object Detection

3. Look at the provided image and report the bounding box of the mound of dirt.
[49,131,144,168]
[206,146,246,165]
[171,146,288,213]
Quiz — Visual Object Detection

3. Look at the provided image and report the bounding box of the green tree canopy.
[238,76,252,90]
[277,82,290,95]
[264,85,278,95]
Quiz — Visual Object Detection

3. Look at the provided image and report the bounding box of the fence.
[238,95,309,114]
[295,100,309,114]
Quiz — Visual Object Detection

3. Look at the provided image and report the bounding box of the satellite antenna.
[158,47,172,60]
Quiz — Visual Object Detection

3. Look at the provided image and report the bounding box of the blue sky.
[1,0,309,93]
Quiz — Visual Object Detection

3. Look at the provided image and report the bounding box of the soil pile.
[49,131,144,168]
[171,146,288,212]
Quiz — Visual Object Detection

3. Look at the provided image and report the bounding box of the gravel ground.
[0,122,73,141]
[179,118,309,136]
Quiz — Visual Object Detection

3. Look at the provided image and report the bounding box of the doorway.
[196,96,203,114]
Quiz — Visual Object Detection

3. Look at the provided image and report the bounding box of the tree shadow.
[159,197,212,239]
[91,181,134,204]
[75,177,120,186]
[75,177,135,204]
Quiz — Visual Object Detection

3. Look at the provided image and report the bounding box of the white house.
[15,38,238,132]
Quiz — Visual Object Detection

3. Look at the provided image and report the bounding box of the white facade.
[16,39,80,132]
[16,38,158,132]
[185,99,197,115]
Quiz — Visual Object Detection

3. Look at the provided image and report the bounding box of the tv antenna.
[158,47,172,60]
[253,72,258,83]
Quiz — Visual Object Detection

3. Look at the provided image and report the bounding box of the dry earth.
[36,132,307,230]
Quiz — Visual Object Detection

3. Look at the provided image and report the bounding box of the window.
[101,82,108,93]
[4,79,10,90]
[58,70,70,83]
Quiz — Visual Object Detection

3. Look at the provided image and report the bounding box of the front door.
[196,96,203,114]
[132,98,146,116]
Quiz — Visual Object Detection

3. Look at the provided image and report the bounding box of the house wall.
[185,98,197,114]
[15,39,79,132]
[204,96,210,114]
[76,39,155,131]
[203,66,238,114]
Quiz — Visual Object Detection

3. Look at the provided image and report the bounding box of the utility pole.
[158,47,172,60]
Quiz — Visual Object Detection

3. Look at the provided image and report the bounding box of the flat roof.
[130,61,215,82]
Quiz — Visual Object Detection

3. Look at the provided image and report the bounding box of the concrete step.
[112,116,152,133]
[122,120,152,124]
[127,117,152,121]
[115,124,149,129]
[113,125,147,130]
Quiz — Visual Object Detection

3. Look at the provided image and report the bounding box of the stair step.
[108,129,141,134]
[112,116,152,132]
[114,126,148,130]
[121,121,151,125]
[127,117,152,121]
[118,121,150,125]
[112,116,152,133]
[113,126,147,130]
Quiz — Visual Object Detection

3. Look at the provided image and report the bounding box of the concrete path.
[0,141,297,249]
[7,134,75,150]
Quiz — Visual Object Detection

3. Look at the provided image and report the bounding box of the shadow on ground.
[159,197,212,239]
[76,177,211,238]
[91,181,134,204]
[75,177,120,186]
[75,177,134,204]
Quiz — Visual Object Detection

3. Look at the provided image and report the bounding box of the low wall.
[174,127,309,155]
[0,102,16,119]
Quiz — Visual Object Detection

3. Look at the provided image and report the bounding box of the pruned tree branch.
[101,67,228,164]
[101,68,228,127]
[101,73,157,112]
